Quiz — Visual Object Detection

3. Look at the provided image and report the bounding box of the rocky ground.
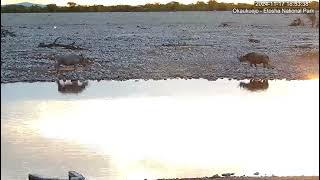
[1,12,319,83]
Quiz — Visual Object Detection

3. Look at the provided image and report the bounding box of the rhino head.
[237,52,247,62]
[79,54,90,65]
[238,55,247,62]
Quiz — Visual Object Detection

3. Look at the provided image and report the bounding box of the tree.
[166,1,180,11]
[195,1,207,10]
[47,4,57,12]
[30,5,42,12]
[217,2,227,10]
[207,0,218,10]
[92,5,104,12]
[67,2,76,7]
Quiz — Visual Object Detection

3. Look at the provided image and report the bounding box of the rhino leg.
[54,63,60,69]
[55,63,61,73]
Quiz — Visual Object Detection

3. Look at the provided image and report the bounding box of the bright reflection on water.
[1,79,319,180]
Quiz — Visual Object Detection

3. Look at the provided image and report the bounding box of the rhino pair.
[51,52,272,70]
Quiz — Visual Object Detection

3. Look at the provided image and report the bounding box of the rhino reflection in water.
[239,79,269,92]
[57,80,88,94]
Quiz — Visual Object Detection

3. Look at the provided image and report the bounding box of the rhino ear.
[80,54,85,60]
[48,53,55,60]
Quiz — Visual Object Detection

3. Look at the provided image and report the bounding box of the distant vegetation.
[1,0,319,13]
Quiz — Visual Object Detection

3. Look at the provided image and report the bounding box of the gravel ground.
[1,12,319,83]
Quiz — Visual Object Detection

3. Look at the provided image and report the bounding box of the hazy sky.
[1,0,257,6]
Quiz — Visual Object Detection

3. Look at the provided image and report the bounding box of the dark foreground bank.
[157,176,319,180]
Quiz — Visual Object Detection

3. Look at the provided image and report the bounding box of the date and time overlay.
[232,1,317,14]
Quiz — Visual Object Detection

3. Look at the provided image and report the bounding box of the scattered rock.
[248,38,260,43]
[28,171,85,180]
[219,22,235,27]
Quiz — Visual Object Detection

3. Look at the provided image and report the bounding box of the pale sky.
[1,0,256,6]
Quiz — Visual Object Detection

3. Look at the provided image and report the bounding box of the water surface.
[1,79,319,180]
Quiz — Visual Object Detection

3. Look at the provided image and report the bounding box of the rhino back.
[57,55,81,65]
[247,53,269,64]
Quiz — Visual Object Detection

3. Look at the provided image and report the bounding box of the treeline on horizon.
[1,0,319,13]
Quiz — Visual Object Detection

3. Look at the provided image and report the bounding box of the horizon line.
[0,1,266,6]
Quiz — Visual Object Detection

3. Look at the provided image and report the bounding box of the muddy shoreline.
[1,12,319,83]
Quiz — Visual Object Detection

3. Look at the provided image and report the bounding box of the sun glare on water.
[23,80,318,178]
